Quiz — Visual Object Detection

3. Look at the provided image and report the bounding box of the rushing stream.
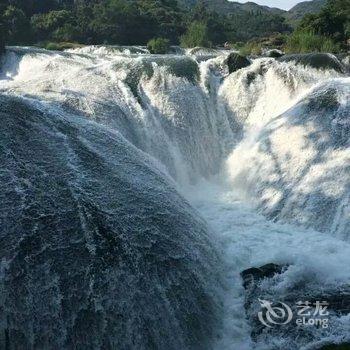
[0,46,349,350]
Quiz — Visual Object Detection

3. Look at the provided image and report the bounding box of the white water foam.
[1,46,349,349]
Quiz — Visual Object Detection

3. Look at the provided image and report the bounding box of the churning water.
[0,46,349,350]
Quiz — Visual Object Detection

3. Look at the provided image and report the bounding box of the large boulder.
[0,95,223,350]
[226,52,251,74]
[278,53,346,73]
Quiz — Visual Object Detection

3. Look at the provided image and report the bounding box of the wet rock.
[240,263,350,348]
[324,345,350,350]
[226,52,251,74]
[317,344,350,350]
[278,53,346,73]
[241,263,284,290]
[265,49,284,58]
[0,95,223,350]
[306,87,340,112]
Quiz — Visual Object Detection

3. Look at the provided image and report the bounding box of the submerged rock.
[317,344,350,350]
[0,95,223,350]
[241,263,284,290]
[226,52,251,73]
[278,53,346,73]
[265,49,284,58]
[241,263,350,349]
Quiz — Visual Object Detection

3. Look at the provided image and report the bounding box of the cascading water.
[0,46,349,350]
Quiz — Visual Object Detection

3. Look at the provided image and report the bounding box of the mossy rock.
[278,53,346,73]
[226,53,251,74]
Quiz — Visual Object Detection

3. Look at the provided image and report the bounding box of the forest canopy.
[0,0,291,46]
[0,0,348,51]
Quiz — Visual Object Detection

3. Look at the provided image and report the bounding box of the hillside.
[179,0,326,22]
[286,0,327,25]
[178,0,285,15]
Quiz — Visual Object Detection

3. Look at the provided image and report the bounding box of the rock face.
[0,95,223,350]
[265,49,284,58]
[226,52,251,73]
[278,53,346,73]
[241,263,284,290]
[241,264,350,349]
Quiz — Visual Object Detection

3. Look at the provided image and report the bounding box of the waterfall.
[0,46,349,350]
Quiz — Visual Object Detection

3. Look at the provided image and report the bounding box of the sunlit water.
[1,46,349,349]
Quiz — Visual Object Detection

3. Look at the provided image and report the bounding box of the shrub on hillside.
[180,22,211,48]
[41,41,83,51]
[285,31,340,53]
[147,38,170,54]
[239,41,262,56]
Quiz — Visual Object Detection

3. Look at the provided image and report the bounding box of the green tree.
[180,21,211,48]
[147,37,170,53]
[31,10,74,42]
[3,6,31,44]
[298,0,350,49]
[90,0,142,44]
[137,0,185,44]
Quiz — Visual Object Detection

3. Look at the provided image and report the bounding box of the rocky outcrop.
[241,263,284,290]
[278,53,346,73]
[241,263,350,348]
[0,94,223,350]
[226,52,251,73]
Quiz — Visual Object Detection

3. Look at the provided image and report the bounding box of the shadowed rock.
[278,53,346,73]
[317,344,350,350]
[0,95,223,350]
[265,49,284,58]
[226,53,251,74]
[241,263,350,349]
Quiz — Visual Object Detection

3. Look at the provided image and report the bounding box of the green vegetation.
[0,0,348,54]
[180,22,211,48]
[285,31,340,53]
[147,38,170,54]
[238,34,287,56]
[0,0,292,49]
[40,41,84,51]
[239,41,263,56]
[288,0,349,53]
